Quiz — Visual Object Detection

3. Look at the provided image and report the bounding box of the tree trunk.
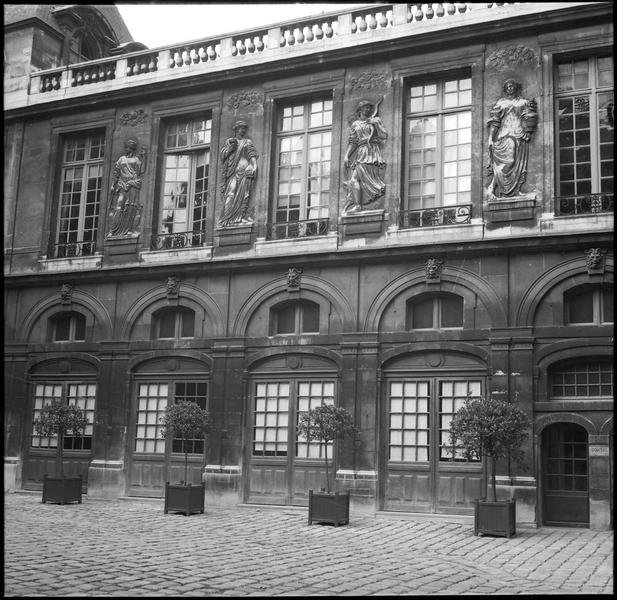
[57,428,64,477]
[490,455,497,502]
[324,440,330,493]
[184,438,189,485]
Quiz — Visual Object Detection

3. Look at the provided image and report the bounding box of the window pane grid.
[57,134,104,251]
[160,117,211,238]
[276,98,332,222]
[253,382,289,457]
[556,55,613,199]
[388,380,430,462]
[550,361,613,398]
[406,76,472,211]
[296,381,335,459]
[31,382,95,450]
[171,382,208,454]
[135,383,168,453]
[439,380,481,461]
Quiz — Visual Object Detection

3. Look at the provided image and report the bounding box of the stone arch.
[535,342,613,403]
[380,341,489,370]
[600,417,614,436]
[20,291,113,343]
[26,353,101,375]
[245,346,342,372]
[534,412,598,436]
[232,275,354,337]
[364,266,507,332]
[128,350,213,373]
[119,283,224,340]
[516,255,614,327]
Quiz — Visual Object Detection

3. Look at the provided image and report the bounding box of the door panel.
[383,376,483,514]
[247,376,337,506]
[542,423,589,527]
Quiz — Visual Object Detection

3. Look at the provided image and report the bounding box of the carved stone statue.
[218,120,259,227]
[343,98,388,213]
[425,258,443,281]
[487,79,538,199]
[108,139,147,237]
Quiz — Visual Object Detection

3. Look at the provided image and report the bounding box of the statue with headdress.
[108,138,147,237]
[343,97,388,213]
[218,120,259,226]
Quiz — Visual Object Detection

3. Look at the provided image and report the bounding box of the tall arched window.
[270,300,319,335]
[406,293,463,329]
[152,307,195,339]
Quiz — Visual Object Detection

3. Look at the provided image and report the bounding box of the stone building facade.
[4,3,613,530]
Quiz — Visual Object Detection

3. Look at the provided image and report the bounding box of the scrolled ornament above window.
[487,45,539,69]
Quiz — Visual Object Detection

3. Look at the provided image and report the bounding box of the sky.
[116,3,365,48]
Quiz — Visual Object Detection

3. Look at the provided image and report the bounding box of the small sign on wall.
[589,445,610,457]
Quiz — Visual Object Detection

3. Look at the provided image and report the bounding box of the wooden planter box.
[42,474,82,505]
[307,490,350,526]
[164,482,205,516]
[474,499,516,538]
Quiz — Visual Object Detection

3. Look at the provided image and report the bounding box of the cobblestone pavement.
[4,492,613,597]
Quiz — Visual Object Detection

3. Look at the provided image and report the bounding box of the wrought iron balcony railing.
[555,194,614,216]
[151,230,208,250]
[266,218,329,240]
[399,204,472,229]
[47,240,97,259]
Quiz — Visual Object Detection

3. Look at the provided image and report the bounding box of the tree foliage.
[160,401,211,484]
[33,400,89,476]
[449,395,530,501]
[296,404,359,493]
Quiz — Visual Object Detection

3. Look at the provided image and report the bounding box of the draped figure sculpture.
[343,98,388,213]
[108,139,147,237]
[218,120,259,227]
[487,79,538,199]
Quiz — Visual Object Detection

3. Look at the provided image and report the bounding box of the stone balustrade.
[23,2,581,105]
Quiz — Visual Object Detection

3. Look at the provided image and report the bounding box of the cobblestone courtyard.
[4,492,613,596]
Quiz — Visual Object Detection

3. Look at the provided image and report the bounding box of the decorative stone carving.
[487,45,539,69]
[585,248,607,273]
[487,79,538,200]
[60,283,73,303]
[218,121,258,227]
[343,98,388,214]
[107,139,147,237]
[287,267,303,290]
[349,72,391,93]
[425,258,443,281]
[119,109,148,126]
[166,276,180,296]
[225,90,264,111]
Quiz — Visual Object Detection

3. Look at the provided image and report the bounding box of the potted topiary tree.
[160,400,211,516]
[33,400,89,505]
[449,394,531,538]
[297,403,359,526]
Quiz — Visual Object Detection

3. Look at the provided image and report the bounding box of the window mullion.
[301,130,309,219]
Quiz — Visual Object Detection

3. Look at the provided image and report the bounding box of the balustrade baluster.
[238,39,247,55]
[255,38,264,51]
[315,23,324,39]
[426,5,435,19]
[182,49,190,65]
[378,12,389,28]
[305,26,314,42]
[296,27,305,44]
[247,38,256,52]
[447,3,456,15]
[324,21,334,37]
[458,3,468,13]
[207,46,217,60]
[415,4,424,21]
[368,13,378,29]
[358,15,367,31]
[149,56,156,71]
[190,49,199,64]
[174,51,182,67]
